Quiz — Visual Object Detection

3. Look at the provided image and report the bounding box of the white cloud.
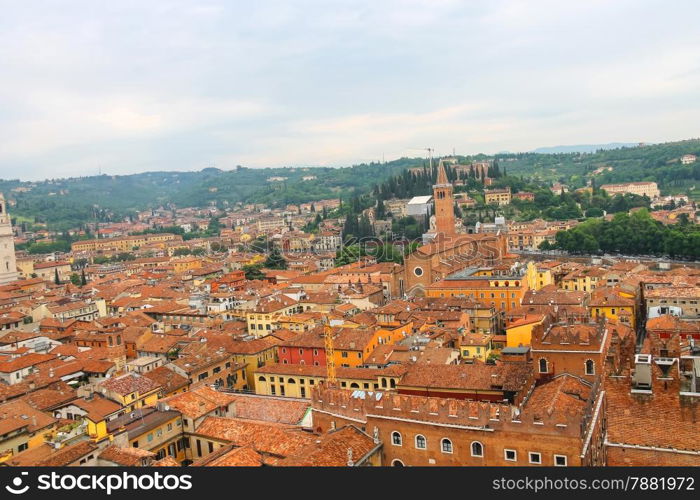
[0,0,698,179]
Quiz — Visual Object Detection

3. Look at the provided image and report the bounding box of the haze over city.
[1,0,699,180]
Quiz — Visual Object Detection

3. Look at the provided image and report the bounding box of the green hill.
[3,138,699,232]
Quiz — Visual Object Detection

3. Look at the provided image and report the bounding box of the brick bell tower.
[432,162,456,237]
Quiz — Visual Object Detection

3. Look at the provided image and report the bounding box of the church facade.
[401,163,508,296]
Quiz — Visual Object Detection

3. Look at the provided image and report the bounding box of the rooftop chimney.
[632,354,652,392]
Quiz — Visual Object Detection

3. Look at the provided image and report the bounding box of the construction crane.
[409,147,435,170]
[322,315,337,387]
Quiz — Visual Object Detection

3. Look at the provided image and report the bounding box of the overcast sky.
[1,0,698,180]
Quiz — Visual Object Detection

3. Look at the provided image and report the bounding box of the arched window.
[391,459,404,467]
[539,358,548,373]
[350,382,359,389]
[415,435,426,449]
[287,378,296,384]
[585,359,595,375]
[391,431,402,446]
[441,438,453,454]
[471,441,484,457]
[258,376,266,382]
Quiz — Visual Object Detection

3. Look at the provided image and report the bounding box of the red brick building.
[645,314,700,358]
[604,353,700,466]
[312,374,606,467]
[396,358,534,404]
[531,319,634,383]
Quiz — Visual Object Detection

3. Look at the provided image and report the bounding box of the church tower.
[432,162,456,237]
[0,194,18,285]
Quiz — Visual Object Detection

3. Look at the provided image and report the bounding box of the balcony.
[47,420,88,448]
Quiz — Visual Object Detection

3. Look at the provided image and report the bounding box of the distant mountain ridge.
[531,143,640,154]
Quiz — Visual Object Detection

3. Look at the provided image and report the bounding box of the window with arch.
[539,358,548,373]
[471,441,484,457]
[391,459,404,467]
[415,435,426,449]
[441,438,453,454]
[258,376,266,382]
[585,359,595,375]
[391,431,402,446]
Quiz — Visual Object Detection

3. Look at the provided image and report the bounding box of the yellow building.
[425,269,529,319]
[98,373,161,413]
[459,333,493,361]
[254,364,405,398]
[588,288,637,329]
[172,256,203,274]
[277,312,320,332]
[484,187,512,206]
[525,261,559,290]
[168,346,247,390]
[229,340,280,389]
[245,295,301,337]
[114,407,187,463]
[245,253,266,266]
[336,322,413,367]
[0,401,57,463]
[71,233,181,253]
[505,314,547,347]
[561,267,605,292]
[54,396,123,442]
